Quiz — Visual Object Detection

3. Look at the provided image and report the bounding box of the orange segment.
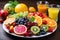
[4,18,15,25]
[35,16,42,26]
[43,18,57,29]
[47,20,57,29]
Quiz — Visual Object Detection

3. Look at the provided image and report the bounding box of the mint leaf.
[29,16,35,22]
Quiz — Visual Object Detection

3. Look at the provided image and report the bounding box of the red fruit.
[43,13,48,18]
[48,28,53,32]
[33,12,37,16]
[14,25,27,34]
[42,20,47,24]
[38,13,44,18]
[11,22,16,26]
[5,24,10,30]
[26,22,33,27]
[0,17,3,23]
[0,9,8,18]
[24,30,32,36]
[27,13,33,18]
[9,26,14,33]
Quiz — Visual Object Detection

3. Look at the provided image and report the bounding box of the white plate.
[3,23,57,38]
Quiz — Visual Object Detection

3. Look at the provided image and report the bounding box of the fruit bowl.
[3,23,57,38]
[2,11,57,38]
[2,1,57,38]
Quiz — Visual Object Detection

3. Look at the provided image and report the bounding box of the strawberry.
[48,28,53,32]
[42,20,47,24]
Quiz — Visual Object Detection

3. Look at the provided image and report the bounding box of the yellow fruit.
[35,16,42,26]
[47,20,57,29]
[4,18,15,25]
[29,7,36,12]
[43,18,57,29]
[15,3,28,13]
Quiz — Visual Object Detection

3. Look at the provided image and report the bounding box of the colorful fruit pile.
[4,11,57,36]
[2,1,57,37]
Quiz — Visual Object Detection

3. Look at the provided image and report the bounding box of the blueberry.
[24,22,27,25]
[40,30,47,35]
[20,22,24,24]
[25,19,29,22]
[20,18,24,22]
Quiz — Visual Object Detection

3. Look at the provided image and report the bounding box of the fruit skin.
[4,3,12,11]
[43,18,57,29]
[4,18,15,25]
[40,24,48,32]
[0,9,8,18]
[24,30,32,36]
[48,28,53,32]
[14,25,27,34]
[27,13,33,18]
[31,26,40,34]
[42,20,47,24]
[15,3,28,13]
[9,26,14,33]
[29,7,36,12]
[35,16,42,26]
[0,17,3,23]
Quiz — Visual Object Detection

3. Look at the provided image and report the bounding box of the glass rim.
[37,1,49,4]
[49,4,60,8]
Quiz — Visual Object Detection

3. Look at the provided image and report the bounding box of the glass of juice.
[37,1,49,13]
[48,4,59,22]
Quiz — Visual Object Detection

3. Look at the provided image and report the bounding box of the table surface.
[0,0,60,40]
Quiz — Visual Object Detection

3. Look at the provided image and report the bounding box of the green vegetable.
[29,16,35,22]
[9,0,18,8]
[4,0,18,15]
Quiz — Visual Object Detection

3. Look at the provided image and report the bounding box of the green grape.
[23,11,28,17]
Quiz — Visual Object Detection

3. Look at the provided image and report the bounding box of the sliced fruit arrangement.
[2,0,57,37]
[3,11,57,37]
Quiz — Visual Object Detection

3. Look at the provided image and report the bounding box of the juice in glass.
[48,8,59,21]
[37,4,48,13]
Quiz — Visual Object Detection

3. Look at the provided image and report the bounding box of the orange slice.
[4,18,15,25]
[43,18,57,29]
[35,15,42,26]
[47,20,57,29]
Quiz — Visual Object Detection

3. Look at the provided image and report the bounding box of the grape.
[15,18,29,25]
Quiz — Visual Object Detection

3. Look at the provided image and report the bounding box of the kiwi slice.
[40,24,48,32]
[31,26,40,34]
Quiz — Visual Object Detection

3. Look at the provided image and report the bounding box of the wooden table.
[0,0,60,40]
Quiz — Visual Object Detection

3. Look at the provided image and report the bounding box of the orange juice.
[37,4,48,13]
[48,8,59,21]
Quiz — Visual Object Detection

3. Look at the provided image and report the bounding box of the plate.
[3,23,57,38]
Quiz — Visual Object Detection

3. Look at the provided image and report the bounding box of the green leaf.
[29,16,35,22]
